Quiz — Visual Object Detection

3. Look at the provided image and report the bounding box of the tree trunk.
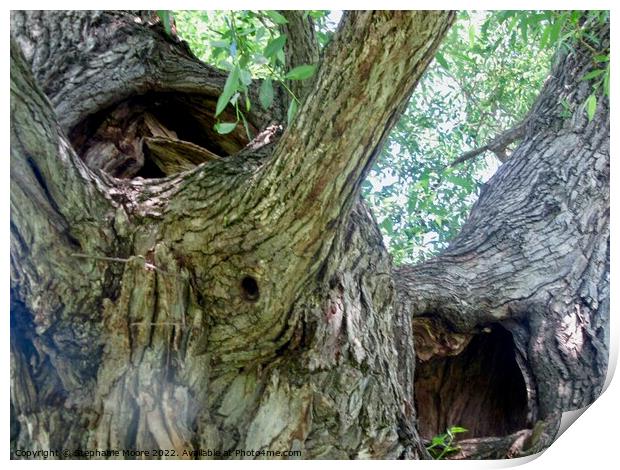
[10,11,608,460]
[396,18,609,457]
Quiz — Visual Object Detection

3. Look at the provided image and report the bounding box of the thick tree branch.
[174,11,454,323]
[10,11,280,134]
[138,11,456,370]
[449,414,560,459]
[10,39,123,411]
[10,39,114,256]
[257,11,455,259]
[396,20,609,422]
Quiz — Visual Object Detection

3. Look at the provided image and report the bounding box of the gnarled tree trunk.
[10,11,608,460]
[397,18,609,457]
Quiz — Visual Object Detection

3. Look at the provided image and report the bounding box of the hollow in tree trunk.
[10,11,609,460]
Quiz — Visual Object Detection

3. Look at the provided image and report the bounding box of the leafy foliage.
[171,10,608,265]
[364,11,561,264]
[426,425,468,459]
[363,11,609,264]
[173,10,326,135]
[156,10,172,35]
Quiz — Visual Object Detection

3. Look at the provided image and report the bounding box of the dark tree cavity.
[10,11,608,460]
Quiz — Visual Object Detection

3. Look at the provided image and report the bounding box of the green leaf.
[585,93,597,121]
[287,99,298,126]
[447,175,472,189]
[582,69,605,81]
[265,11,288,25]
[276,48,286,65]
[210,40,229,48]
[264,35,287,59]
[157,10,172,35]
[245,93,251,112]
[603,66,610,96]
[230,92,240,106]
[451,51,475,64]
[449,426,468,434]
[468,25,475,47]
[215,66,241,117]
[435,52,449,70]
[519,20,528,42]
[317,30,332,48]
[540,24,551,48]
[381,218,394,234]
[495,11,513,24]
[259,78,274,110]
[214,122,237,134]
[308,10,328,20]
[239,68,252,86]
[594,54,610,63]
[548,18,563,44]
[240,112,252,140]
[285,64,316,80]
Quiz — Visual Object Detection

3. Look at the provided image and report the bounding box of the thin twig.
[70,253,184,279]
[449,120,527,167]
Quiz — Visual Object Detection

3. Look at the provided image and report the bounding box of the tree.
[10,10,609,460]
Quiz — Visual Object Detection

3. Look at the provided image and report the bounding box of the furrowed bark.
[10,37,118,331]
[10,10,453,459]
[249,11,455,307]
[10,39,119,455]
[11,8,608,461]
[10,11,280,136]
[396,18,609,456]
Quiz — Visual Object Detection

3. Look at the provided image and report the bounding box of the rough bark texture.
[396,19,609,457]
[11,10,454,459]
[10,10,608,461]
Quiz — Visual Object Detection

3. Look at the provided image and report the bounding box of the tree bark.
[396,18,609,457]
[10,10,608,461]
[10,10,453,459]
